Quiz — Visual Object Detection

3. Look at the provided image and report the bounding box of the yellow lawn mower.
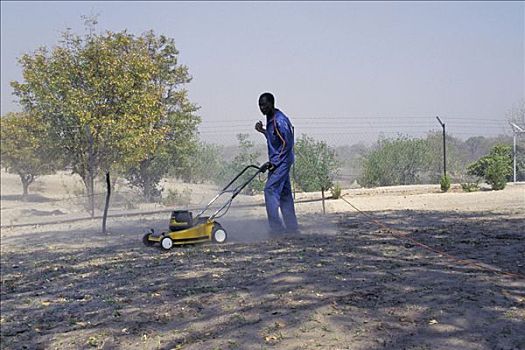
[142,162,271,250]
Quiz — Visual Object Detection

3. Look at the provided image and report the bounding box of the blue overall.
[264,109,298,233]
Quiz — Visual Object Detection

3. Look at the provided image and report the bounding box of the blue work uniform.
[264,109,298,233]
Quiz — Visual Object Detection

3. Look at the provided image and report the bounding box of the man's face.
[258,97,274,117]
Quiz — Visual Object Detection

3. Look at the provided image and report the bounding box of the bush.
[294,134,340,192]
[440,175,451,192]
[486,160,509,190]
[216,134,265,195]
[467,144,512,191]
[162,188,192,207]
[359,136,432,187]
[461,180,480,192]
[331,183,342,199]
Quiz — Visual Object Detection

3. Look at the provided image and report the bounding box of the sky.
[1,1,524,145]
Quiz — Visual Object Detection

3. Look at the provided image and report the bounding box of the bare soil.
[1,172,524,350]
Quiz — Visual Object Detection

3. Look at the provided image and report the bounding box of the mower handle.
[194,163,270,221]
[220,163,270,192]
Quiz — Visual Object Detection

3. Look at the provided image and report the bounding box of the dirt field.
[1,171,524,349]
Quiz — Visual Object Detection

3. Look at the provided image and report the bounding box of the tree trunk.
[102,172,111,234]
[85,125,95,217]
[19,174,34,200]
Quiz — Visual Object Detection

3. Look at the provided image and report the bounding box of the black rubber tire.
[142,233,155,247]
[211,223,228,244]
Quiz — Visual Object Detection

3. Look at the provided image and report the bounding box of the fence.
[197,115,523,185]
[1,115,522,228]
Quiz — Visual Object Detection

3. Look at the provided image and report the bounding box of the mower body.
[143,163,270,250]
[143,210,227,250]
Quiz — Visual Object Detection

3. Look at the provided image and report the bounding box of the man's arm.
[271,118,294,167]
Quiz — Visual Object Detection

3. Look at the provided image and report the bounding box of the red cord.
[339,195,525,280]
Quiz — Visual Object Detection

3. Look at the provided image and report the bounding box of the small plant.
[461,179,480,192]
[440,174,451,192]
[331,183,342,199]
[124,197,138,210]
[86,335,101,347]
[162,188,192,206]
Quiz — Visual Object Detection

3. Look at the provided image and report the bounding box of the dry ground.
[1,171,524,349]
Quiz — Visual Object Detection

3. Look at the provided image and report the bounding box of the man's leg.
[264,168,286,233]
[280,172,298,232]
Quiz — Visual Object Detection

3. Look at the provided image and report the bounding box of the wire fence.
[197,115,522,186]
[198,115,510,144]
[1,115,522,227]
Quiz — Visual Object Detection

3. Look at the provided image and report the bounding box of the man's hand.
[255,120,266,134]
[260,162,275,173]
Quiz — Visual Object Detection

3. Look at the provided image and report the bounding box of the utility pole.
[436,116,446,177]
[510,122,525,183]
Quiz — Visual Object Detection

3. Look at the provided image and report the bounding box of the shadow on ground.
[1,193,56,204]
[1,209,524,349]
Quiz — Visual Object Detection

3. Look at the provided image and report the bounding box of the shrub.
[467,144,512,191]
[461,180,480,192]
[331,183,342,199]
[440,175,451,192]
[294,134,340,192]
[485,159,510,190]
[216,134,264,195]
[162,188,192,206]
[359,136,432,187]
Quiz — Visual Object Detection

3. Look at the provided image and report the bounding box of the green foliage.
[0,112,59,197]
[11,21,199,207]
[216,134,264,195]
[359,136,432,187]
[162,188,192,207]
[461,179,480,192]
[119,31,200,201]
[124,153,169,202]
[294,134,340,192]
[176,142,223,184]
[331,183,342,199]
[467,144,512,190]
[440,175,451,192]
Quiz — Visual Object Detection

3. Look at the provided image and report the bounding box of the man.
[255,92,299,235]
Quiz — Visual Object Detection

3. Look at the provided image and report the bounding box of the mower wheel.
[160,236,174,250]
[142,233,155,247]
[212,223,227,244]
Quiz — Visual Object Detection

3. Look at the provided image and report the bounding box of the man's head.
[258,92,275,117]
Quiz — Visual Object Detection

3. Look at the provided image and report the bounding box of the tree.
[467,144,512,190]
[294,134,340,192]
[359,135,432,187]
[217,133,265,195]
[122,32,200,201]
[294,134,340,214]
[424,131,473,183]
[11,22,175,215]
[0,112,59,198]
[176,142,223,184]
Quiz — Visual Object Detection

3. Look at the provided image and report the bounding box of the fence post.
[436,116,446,178]
[510,122,525,183]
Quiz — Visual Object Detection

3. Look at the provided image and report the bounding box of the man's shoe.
[283,229,300,237]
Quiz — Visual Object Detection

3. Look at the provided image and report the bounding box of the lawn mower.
[142,162,271,250]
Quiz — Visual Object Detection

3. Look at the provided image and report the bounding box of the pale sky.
[1,1,524,145]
